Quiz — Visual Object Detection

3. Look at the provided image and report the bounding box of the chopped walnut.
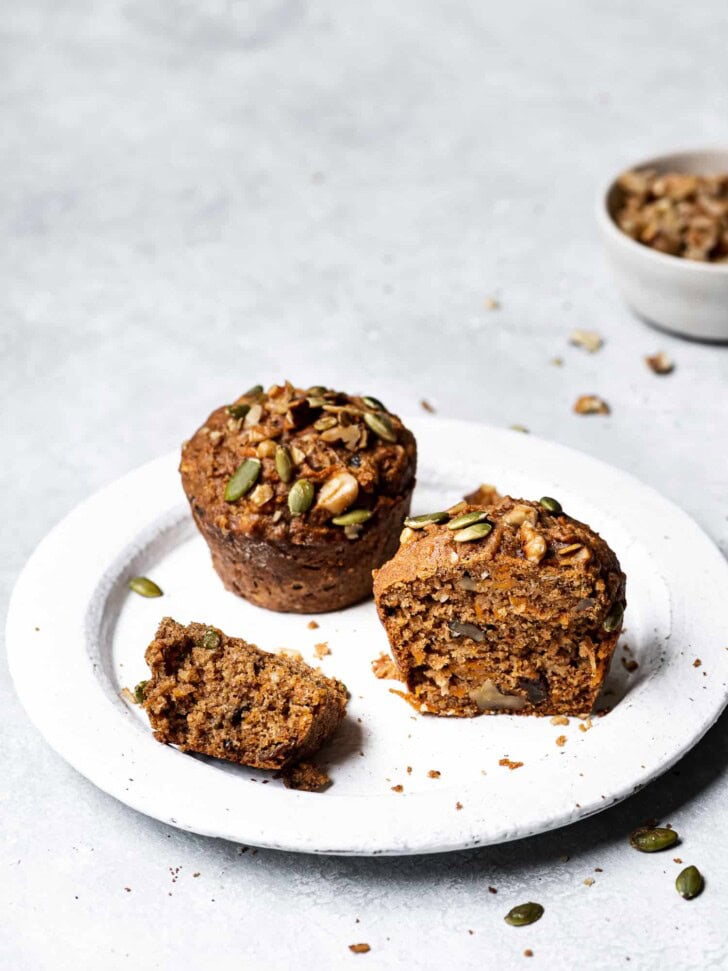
[503,504,538,527]
[249,483,274,507]
[556,735,567,747]
[520,521,547,563]
[550,715,570,726]
[371,654,399,680]
[316,471,359,515]
[307,620,319,630]
[570,329,603,353]
[574,394,610,415]
[645,351,675,375]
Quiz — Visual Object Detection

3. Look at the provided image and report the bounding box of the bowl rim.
[597,146,728,275]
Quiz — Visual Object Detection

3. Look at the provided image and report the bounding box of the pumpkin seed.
[362,395,387,411]
[447,510,489,531]
[129,576,163,598]
[332,509,373,526]
[224,458,261,502]
[539,496,563,514]
[314,415,338,432]
[404,511,450,529]
[288,479,315,515]
[227,402,251,419]
[244,384,264,397]
[363,411,397,443]
[201,629,220,650]
[452,521,493,543]
[629,826,678,853]
[307,385,328,395]
[275,445,294,483]
[133,680,148,704]
[675,865,704,900]
[306,396,327,408]
[504,902,544,927]
[603,602,624,633]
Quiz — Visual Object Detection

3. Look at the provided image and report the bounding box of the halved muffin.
[180,382,417,613]
[373,497,626,717]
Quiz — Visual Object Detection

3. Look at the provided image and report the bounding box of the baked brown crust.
[180,382,417,612]
[140,618,347,769]
[373,497,626,717]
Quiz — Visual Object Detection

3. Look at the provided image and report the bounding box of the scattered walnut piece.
[420,398,436,413]
[349,943,371,954]
[371,654,399,680]
[520,521,547,563]
[464,482,501,505]
[621,657,639,673]
[578,718,594,733]
[693,658,702,668]
[314,642,330,659]
[574,394,610,415]
[570,329,604,353]
[391,784,404,793]
[498,758,524,770]
[427,770,441,779]
[282,762,331,792]
[307,620,319,630]
[455,801,463,810]
[550,715,570,726]
[645,351,675,375]
[483,297,500,310]
[556,735,567,748]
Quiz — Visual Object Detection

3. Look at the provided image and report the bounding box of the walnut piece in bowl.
[597,148,728,341]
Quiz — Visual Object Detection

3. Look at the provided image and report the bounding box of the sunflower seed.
[447,510,489,531]
[603,602,624,633]
[629,827,678,852]
[129,576,163,598]
[452,521,493,543]
[539,496,563,514]
[404,511,450,529]
[332,509,373,526]
[227,402,251,419]
[202,628,221,650]
[133,680,148,704]
[675,865,704,899]
[504,902,544,927]
[288,479,315,515]
[275,445,294,483]
[363,411,397,443]
[224,458,262,502]
[362,395,387,411]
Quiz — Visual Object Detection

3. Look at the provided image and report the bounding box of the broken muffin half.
[139,618,347,769]
[373,497,626,717]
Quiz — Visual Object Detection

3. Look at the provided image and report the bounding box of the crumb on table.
[349,943,371,954]
[314,641,331,659]
[499,758,524,769]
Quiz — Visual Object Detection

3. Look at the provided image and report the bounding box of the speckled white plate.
[7,417,728,855]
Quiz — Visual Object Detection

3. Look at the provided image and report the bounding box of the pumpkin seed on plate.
[629,826,678,852]
[404,511,450,529]
[288,479,315,515]
[675,865,704,899]
[275,445,294,483]
[539,496,563,514]
[332,509,373,526]
[504,902,544,927]
[452,521,493,543]
[363,411,397,443]
[129,576,163,598]
[447,510,489,531]
[603,601,624,632]
[224,458,261,502]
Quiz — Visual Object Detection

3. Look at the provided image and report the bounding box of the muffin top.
[180,382,417,544]
[374,495,626,631]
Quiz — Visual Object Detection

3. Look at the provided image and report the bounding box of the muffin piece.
[180,382,417,613]
[139,618,347,769]
[373,497,626,717]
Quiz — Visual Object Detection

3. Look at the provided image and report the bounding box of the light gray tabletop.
[3,2,728,968]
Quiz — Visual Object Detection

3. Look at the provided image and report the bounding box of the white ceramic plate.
[7,417,728,855]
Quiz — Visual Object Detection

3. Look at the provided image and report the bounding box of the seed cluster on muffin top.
[180,382,417,545]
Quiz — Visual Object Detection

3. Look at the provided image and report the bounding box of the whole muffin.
[373,496,626,717]
[180,382,417,613]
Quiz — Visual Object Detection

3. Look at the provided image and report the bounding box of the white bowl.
[597,149,728,342]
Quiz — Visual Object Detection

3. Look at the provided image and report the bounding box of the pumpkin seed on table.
[362,395,387,411]
[332,509,373,526]
[224,458,262,502]
[539,496,563,515]
[288,479,315,515]
[603,602,624,633]
[447,510,489,531]
[452,521,493,543]
[129,576,163,598]
[275,445,294,483]
[504,902,544,927]
[675,865,704,900]
[404,511,450,529]
[363,411,397,443]
[227,402,251,419]
[629,826,678,852]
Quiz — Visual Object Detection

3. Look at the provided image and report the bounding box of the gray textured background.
[3,2,728,968]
